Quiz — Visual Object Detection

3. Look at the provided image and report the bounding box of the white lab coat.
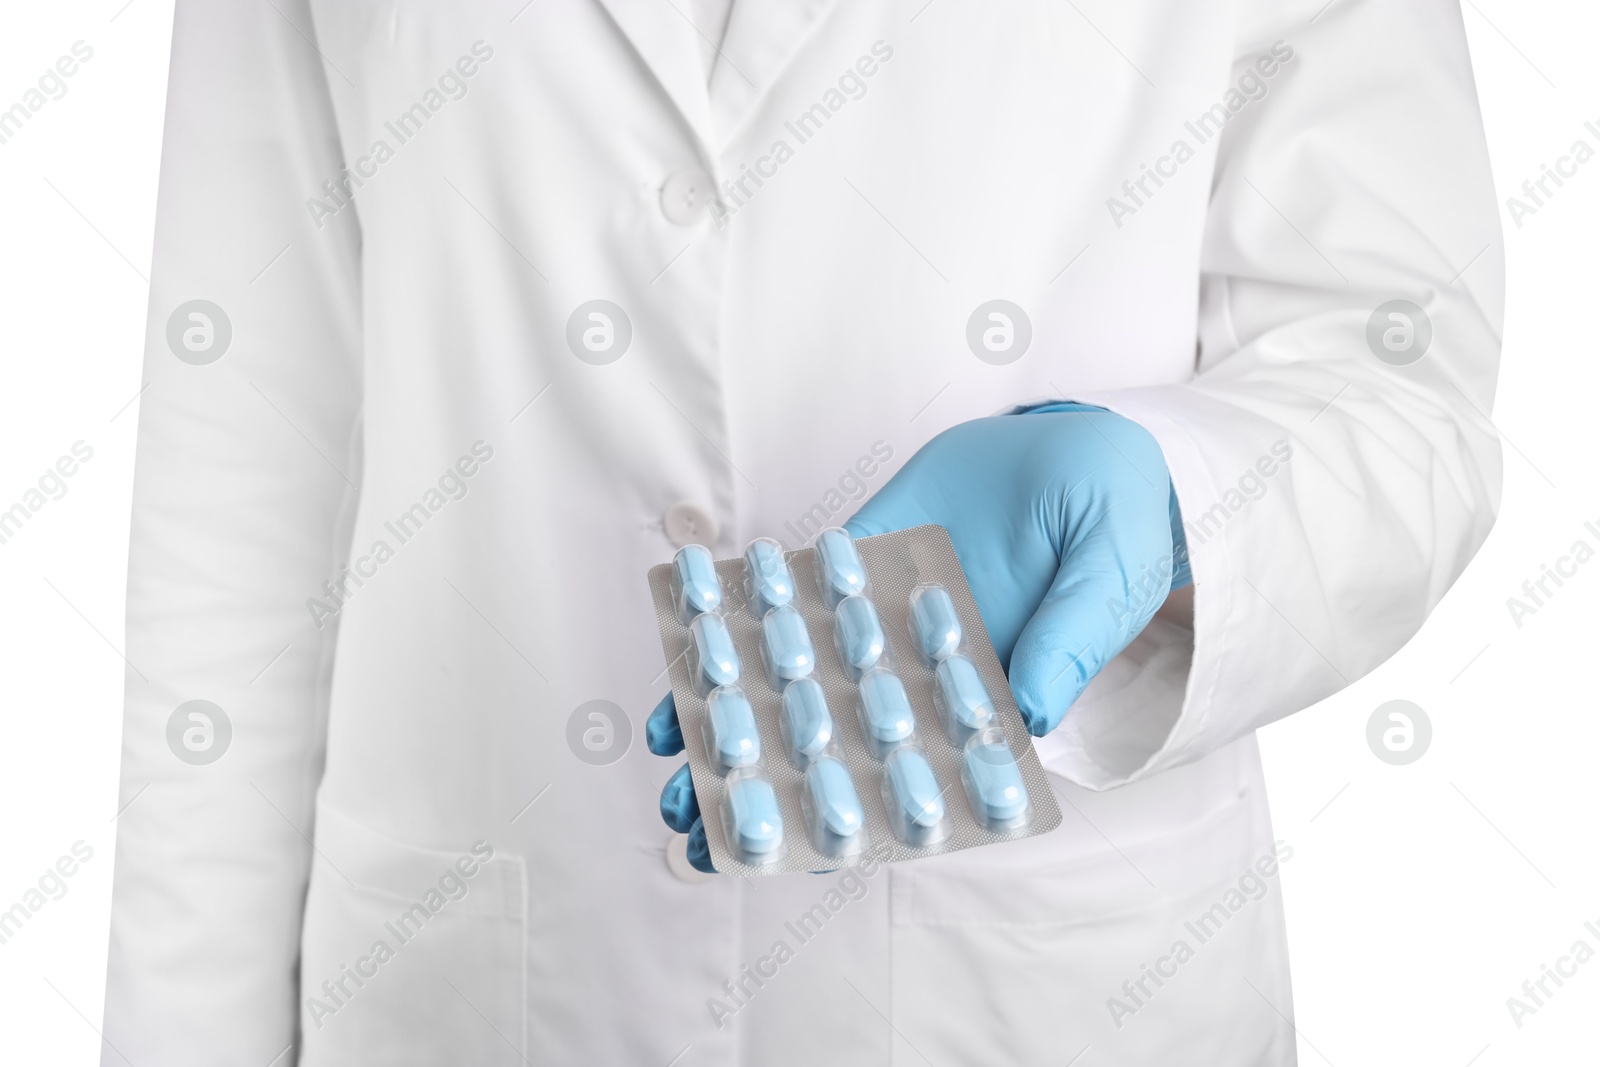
[104,0,1502,1064]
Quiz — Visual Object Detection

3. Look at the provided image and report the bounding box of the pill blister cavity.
[856,668,916,760]
[908,583,962,663]
[704,686,761,773]
[689,612,741,694]
[672,544,723,622]
[882,747,951,847]
[723,771,785,865]
[780,677,834,768]
[815,527,870,608]
[803,755,867,858]
[761,604,815,688]
[961,728,1031,832]
[743,537,795,618]
[932,654,996,743]
[833,594,888,679]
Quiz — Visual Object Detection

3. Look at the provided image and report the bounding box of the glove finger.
[660,762,700,833]
[1008,501,1177,736]
[645,691,683,756]
[686,818,715,873]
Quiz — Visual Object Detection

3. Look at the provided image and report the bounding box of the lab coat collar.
[592,0,718,150]
[709,0,846,150]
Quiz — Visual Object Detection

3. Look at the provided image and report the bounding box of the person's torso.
[292,3,1295,1063]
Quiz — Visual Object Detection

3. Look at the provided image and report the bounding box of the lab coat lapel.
[592,0,716,149]
[709,0,846,148]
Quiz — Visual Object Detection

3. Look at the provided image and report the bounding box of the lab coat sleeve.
[102,2,361,1063]
[1044,0,1503,789]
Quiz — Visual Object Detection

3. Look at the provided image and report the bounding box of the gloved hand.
[647,404,1191,872]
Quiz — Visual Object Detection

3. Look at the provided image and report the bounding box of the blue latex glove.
[648,404,1190,872]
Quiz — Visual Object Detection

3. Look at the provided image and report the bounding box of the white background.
[1,1,1595,1063]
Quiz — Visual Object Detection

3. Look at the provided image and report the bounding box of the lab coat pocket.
[298,803,527,1066]
[887,774,1295,1065]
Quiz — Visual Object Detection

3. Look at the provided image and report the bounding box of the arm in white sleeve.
[102,2,361,1062]
[1054,0,1503,788]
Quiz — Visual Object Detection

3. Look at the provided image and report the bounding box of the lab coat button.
[660,170,715,226]
[666,832,715,884]
[664,502,717,547]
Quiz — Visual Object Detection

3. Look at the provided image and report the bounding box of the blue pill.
[963,736,1028,826]
[909,584,962,662]
[858,669,915,747]
[886,748,945,830]
[806,757,864,839]
[726,776,783,856]
[781,677,833,760]
[690,612,740,689]
[816,527,869,606]
[835,595,887,674]
[935,655,995,730]
[762,605,815,683]
[744,538,795,615]
[707,687,760,770]
[673,544,722,619]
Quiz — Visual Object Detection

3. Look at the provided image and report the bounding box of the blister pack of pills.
[647,524,1062,875]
